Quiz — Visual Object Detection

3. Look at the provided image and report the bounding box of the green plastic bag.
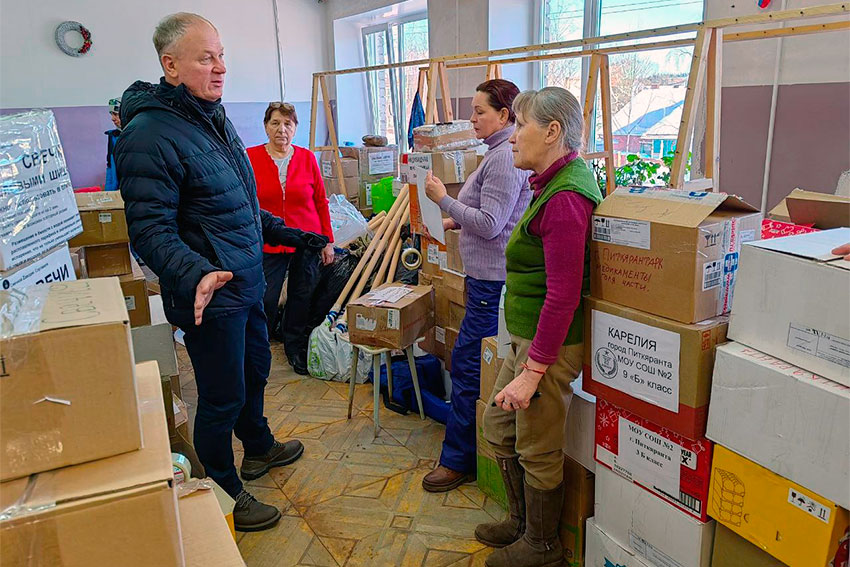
[369,176,396,214]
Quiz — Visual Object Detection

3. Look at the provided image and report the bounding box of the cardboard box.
[595,464,715,567]
[320,151,360,179]
[480,336,504,401]
[132,322,179,378]
[83,242,133,277]
[69,191,128,247]
[444,326,459,371]
[0,362,183,566]
[583,296,728,440]
[561,455,595,567]
[401,150,478,184]
[412,121,479,152]
[340,145,399,180]
[322,175,360,199]
[0,278,140,481]
[594,398,713,522]
[438,268,467,306]
[707,342,850,508]
[70,247,82,278]
[119,256,151,327]
[445,228,464,272]
[180,489,245,567]
[476,399,508,509]
[0,110,83,270]
[420,233,447,276]
[347,283,435,349]
[564,377,597,473]
[421,326,446,359]
[448,300,465,330]
[590,189,761,324]
[585,517,654,567]
[710,524,784,567]
[768,187,850,228]
[708,444,849,567]
[0,244,75,290]
[729,229,850,386]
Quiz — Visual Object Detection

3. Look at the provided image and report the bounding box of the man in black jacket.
[115,12,328,532]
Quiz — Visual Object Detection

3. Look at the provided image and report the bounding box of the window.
[539,0,703,184]
[363,16,429,146]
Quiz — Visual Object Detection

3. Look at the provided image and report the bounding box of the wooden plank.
[309,74,319,150]
[725,19,850,41]
[425,62,438,124]
[494,64,503,79]
[670,29,711,189]
[583,151,608,160]
[437,62,454,122]
[417,68,426,97]
[705,28,723,185]
[598,55,616,194]
[318,75,346,192]
[582,54,602,151]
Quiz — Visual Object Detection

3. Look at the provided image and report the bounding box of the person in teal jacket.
[104,98,122,190]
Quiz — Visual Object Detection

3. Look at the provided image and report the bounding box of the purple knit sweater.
[438,125,531,281]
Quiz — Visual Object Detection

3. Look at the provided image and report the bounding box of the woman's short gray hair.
[153,12,216,58]
[513,87,584,153]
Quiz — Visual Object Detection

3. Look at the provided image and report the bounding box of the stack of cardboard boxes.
[582,188,763,567]
[704,228,850,567]
[320,150,360,205]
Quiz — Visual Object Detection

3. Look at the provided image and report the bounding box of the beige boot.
[475,456,526,548]
[484,481,565,567]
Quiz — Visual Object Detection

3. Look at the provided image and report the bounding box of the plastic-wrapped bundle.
[0,110,82,270]
[412,120,480,152]
[328,194,371,248]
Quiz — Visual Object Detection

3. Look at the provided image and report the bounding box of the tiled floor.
[177,344,501,567]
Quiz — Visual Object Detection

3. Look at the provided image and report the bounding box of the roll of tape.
[401,248,422,270]
[172,452,191,485]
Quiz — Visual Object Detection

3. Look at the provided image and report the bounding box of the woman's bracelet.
[521,362,545,375]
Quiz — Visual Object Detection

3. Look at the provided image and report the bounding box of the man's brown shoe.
[422,465,475,493]
[241,439,304,481]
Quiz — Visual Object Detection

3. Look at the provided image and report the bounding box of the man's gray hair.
[513,87,584,153]
[153,12,216,58]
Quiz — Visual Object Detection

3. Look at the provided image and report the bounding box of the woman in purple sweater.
[422,79,531,493]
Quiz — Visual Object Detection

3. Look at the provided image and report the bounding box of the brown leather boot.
[422,465,475,493]
[475,456,526,548]
[484,481,565,567]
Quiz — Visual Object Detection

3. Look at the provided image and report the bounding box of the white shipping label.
[787,324,850,369]
[124,295,137,311]
[629,532,683,567]
[427,244,440,265]
[702,260,722,291]
[387,309,400,330]
[321,161,332,177]
[618,417,681,496]
[451,151,465,181]
[368,151,396,175]
[483,347,494,365]
[355,314,377,331]
[592,310,680,412]
[98,212,113,224]
[788,488,831,524]
[741,229,756,243]
[435,326,446,344]
[407,153,432,171]
[365,183,373,206]
[591,216,651,250]
[439,251,448,270]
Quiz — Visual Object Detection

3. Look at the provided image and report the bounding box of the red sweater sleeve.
[308,153,334,242]
[526,191,595,365]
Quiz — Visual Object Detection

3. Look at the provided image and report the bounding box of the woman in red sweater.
[247,102,334,375]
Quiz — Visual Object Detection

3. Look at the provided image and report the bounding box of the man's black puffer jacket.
[115,78,328,328]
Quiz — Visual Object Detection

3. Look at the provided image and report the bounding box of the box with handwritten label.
[347,283,434,349]
[590,188,761,324]
[594,398,713,522]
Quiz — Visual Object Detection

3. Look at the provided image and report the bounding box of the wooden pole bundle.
[374,207,410,285]
[367,211,386,230]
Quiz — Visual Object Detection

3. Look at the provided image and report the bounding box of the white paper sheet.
[367,286,413,305]
[414,166,446,244]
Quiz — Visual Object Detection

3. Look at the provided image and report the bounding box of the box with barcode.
[590,189,761,324]
[69,192,129,247]
[347,283,434,349]
[401,150,478,185]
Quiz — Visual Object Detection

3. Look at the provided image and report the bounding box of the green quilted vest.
[504,157,603,344]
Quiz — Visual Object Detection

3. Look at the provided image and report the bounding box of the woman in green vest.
[476,87,603,567]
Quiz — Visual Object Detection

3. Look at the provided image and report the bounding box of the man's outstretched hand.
[195,271,233,325]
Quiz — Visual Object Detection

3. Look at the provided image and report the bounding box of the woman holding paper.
[476,87,602,567]
[247,102,335,375]
[422,79,530,493]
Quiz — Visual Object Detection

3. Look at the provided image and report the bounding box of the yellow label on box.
[708,445,849,567]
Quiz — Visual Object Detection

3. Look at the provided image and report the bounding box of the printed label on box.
[98,212,113,224]
[427,244,440,265]
[321,162,332,177]
[435,326,446,344]
[629,532,683,567]
[787,488,831,524]
[387,309,400,330]
[355,314,377,331]
[450,151,465,181]
[702,260,722,291]
[407,154,432,171]
[124,295,136,311]
[365,183,373,206]
[787,324,850,369]
[369,151,395,175]
[591,216,651,250]
[483,347,494,365]
[617,416,681,496]
[439,251,448,270]
[741,229,756,243]
[591,310,680,412]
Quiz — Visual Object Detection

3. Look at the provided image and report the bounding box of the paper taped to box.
[0,244,75,290]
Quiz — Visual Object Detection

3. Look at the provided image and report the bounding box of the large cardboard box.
[444,326,459,371]
[476,399,508,509]
[768,187,850,228]
[480,336,504,401]
[0,244,75,290]
[119,256,152,327]
[341,144,399,180]
[448,300,465,330]
[445,228,464,272]
[438,268,466,306]
[594,398,713,522]
[585,517,653,567]
[595,464,715,567]
[0,110,83,270]
[347,283,434,349]
[590,189,761,324]
[421,326,446,360]
[180,489,245,567]
[412,121,479,152]
[83,242,133,277]
[0,278,140,481]
[564,377,596,473]
[0,362,183,566]
[420,233,447,276]
[561,455,595,567]
[729,229,850,386]
[322,175,360,199]
[709,444,849,567]
[710,524,784,567]
[707,342,849,508]
[401,150,478,184]
[320,151,360,179]
[583,296,728,440]
[69,191,128,247]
